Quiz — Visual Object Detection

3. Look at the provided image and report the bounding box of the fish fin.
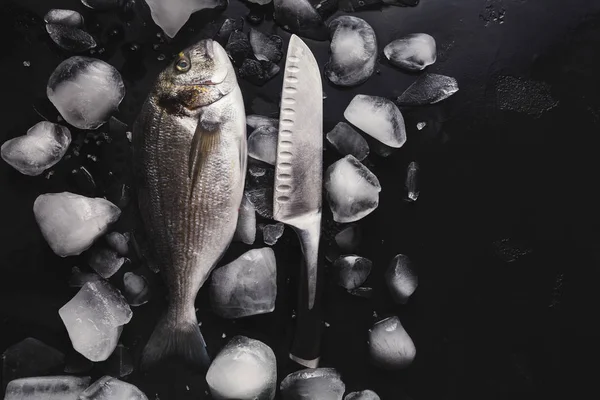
[188,126,220,196]
[140,311,210,371]
[239,126,248,178]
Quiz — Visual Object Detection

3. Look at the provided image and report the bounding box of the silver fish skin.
[133,39,246,369]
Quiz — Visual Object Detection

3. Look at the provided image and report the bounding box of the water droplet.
[130,43,140,51]
[157,54,166,61]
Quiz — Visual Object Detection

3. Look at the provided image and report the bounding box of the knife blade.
[273,34,323,368]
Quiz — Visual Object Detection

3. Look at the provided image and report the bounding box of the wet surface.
[2,0,600,399]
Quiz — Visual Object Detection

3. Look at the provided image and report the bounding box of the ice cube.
[326,16,377,86]
[144,0,227,38]
[396,73,459,105]
[326,122,369,161]
[215,18,243,46]
[234,195,257,245]
[1,121,71,176]
[280,368,345,400]
[324,155,381,223]
[385,254,418,304]
[47,57,125,130]
[123,272,151,306]
[2,338,64,389]
[4,376,90,400]
[247,114,279,130]
[248,0,272,4]
[416,122,426,130]
[368,316,416,369]
[69,267,103,288]
[105,232,129,256]
[273,0,328,41]
[249,29,283,63]
[345,390,380,400]
[210,248,277,319]
[81,0,124,10]
[335,225,362,253]
[262,223,284,246]
[98,344,133,378]
[384,33,437,71]
[405,161,419,202]
[79,376,148,400]
[44,9,85,27]
[88,247,126,279]
[226,30,253,67]
[34,192,121,257]
[59,280,132,362]
[245,187,274,219]
[248,126,278,165]
[46,24,96,53]
[206,336,277,400]
[239,59,280,86]
[333,255,372,290]
[344,95,407,148]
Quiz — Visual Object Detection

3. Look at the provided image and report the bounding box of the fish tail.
[140,304,210,370]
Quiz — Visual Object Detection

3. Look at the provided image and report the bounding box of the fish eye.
[175,57,191,72]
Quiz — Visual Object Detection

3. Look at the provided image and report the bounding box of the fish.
[132,39,246,369]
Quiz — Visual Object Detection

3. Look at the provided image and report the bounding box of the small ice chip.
[34,192,121,257]
[326,16,377,86]
[88,247,126,279]
[249,29,283,63]
[416,122,426,130]
[105,232,129,256]
[384,33,437,71]
[248,126,278,165]
[47,57,125,130]
[396,73,459,105]
[2,338,64,388]
[246,114,279,130]
[345,390,381,400]
[234,195,257,245]
[210,248,277,319]
[344,95,407,148]
[385,254,418,304]
[280,368,345,400]
[369,316,416,370]
[123,272,151,306]
[273,0,328,41]
[144,0,227,38]
[1,121,71,176]
[46,24,97,53]
[333,255,372,290]
[335,225,362,253]
[326,122,369,161]
[4,376,90,400]
[324,155,381,223]
[44,9,85,27]
[405,161,420,202]
[262,223,284,246]
[79,376,148,400]
[206,336,277,400]
[59,280,132,362]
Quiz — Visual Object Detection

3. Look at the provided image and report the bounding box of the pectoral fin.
[189,126,220,196]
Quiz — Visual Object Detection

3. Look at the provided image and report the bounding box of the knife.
[273,34,323,368]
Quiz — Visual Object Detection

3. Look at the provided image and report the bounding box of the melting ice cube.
[248,126,278,165]
[334,255,372,290]
[384,33,437,71]
[385,254,418,304]
[79,376,148,400]
[59,280,132,362]
[368,316,416,370]
[324,155,381,223]
[246,114,279,130]
[344,95,407,148]
[34,192,121,257]
[280,368,345,400]
[249,29,283,63]
[210,248,277,319]
[1,121,71,176]
[345,390,380,400]
[326,122,369,161]
[273,0,328,41]
[88,247,126,279]
[326,16,377,86]
[44,9,85,27]
[4,376,90,400]
[47,57,125,130]
[206,336,277,400]
[105,232,129,256]
[396,73,459,106]
[46,24,96,53]
[2,338,64,388]
[405,161,420,202]
[234,195,257,245]
[144,0,227,38]
[262,223,284,246]
[335,225,362,253]
[123,272,151,306]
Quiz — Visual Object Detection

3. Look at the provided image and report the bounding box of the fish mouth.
[186,70,228,87]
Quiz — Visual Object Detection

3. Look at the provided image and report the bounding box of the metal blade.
[273,34,323,225]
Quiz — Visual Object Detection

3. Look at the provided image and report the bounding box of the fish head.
[155,39,237,113]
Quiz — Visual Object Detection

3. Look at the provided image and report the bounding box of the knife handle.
[289,217,323,368]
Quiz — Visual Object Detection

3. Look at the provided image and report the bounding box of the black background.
[1,0,600,399]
